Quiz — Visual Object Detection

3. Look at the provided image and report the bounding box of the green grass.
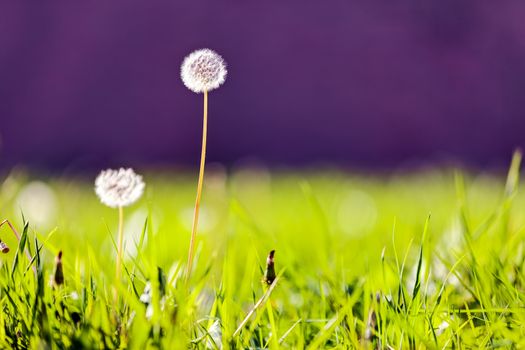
[1,156,525,348]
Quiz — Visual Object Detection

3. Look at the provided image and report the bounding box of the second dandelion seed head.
[181,48,227,93]
[95,168,145,208]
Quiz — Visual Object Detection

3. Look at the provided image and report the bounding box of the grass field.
[1,155,525,348]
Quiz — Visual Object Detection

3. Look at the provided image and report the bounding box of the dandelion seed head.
[181,49,227,93]
[95,168,145,208]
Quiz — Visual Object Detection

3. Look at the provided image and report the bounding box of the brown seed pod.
[263,250,276,286]
[53,251,64,287]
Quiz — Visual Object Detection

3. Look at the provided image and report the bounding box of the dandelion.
[95,168,144,283]
[181,49,227,94]
[95,168,145,208]
[181,49,227,283]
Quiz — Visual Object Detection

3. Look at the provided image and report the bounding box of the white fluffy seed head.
[181,49,227,93]
[95,168,145,208]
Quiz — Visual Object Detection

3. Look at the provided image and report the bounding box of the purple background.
[1,1,525,171]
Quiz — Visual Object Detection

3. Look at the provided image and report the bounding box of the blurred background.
[1,1,525,173]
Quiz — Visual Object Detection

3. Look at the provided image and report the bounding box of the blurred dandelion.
[16,181,57,228]
[95,168,144,284]
[181,48,227,283]
[337,190,377,236]
[95,168,144,208]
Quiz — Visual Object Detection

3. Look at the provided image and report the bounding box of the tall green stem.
[185,90,208,283]
[116,206,124,282]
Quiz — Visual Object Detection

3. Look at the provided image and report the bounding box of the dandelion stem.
[186,90,208,284]
[116,206,124,282]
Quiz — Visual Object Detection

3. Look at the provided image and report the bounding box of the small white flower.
[145,303,154,320]
[145,296,166,320]
[95,168,145,208]
[181,49,227,93]
[140,281,152,304]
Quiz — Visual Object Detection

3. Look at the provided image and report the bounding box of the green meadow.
[1,154,525,348]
